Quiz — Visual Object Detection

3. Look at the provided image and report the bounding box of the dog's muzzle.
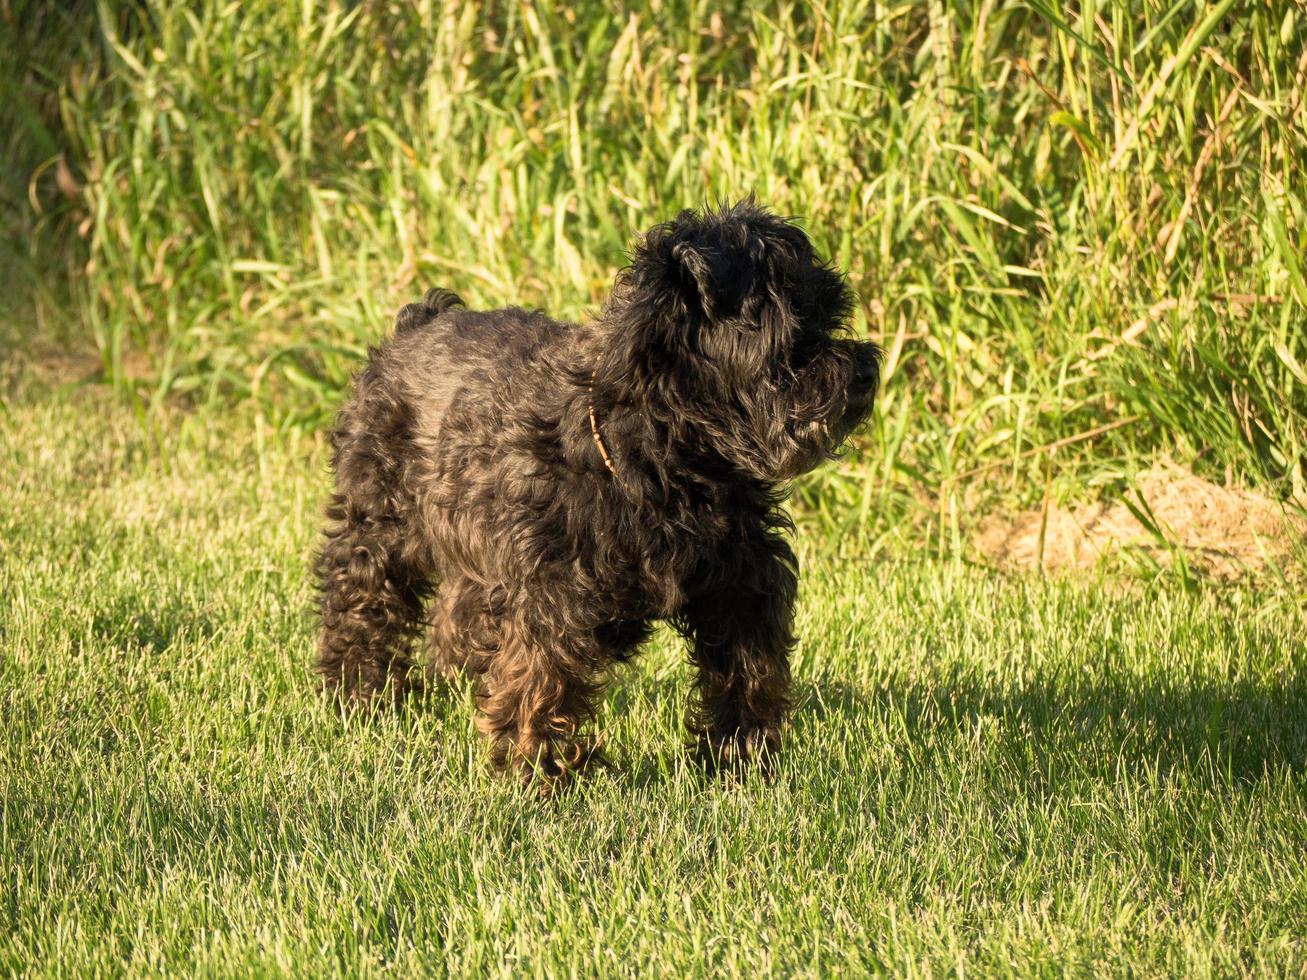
[844,342,879,420]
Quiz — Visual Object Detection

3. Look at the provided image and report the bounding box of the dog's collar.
[587,370,630,492]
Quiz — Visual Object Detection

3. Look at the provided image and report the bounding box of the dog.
[315,200,879,789]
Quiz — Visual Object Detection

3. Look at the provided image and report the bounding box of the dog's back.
[377,293,574,442]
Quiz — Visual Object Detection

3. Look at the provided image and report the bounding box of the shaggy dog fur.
[315,200,879,788]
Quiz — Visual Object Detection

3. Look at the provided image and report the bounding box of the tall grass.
[6,0,1306,544]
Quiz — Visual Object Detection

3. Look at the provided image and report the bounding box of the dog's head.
[605,200,879,483]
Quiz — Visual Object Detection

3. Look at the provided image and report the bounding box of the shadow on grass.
[796,671,1307,783]
[86,592,220,654]
[311,637,1307,795]
[373,663,1307,795]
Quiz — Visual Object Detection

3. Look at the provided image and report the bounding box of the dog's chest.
[598,512,736,620]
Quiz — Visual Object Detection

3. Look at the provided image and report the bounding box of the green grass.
[1,3,1305,972]
[2,0,1305,548]
[3,385,1305,976]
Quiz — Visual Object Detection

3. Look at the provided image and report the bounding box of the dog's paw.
[496,736,605,798]
[694,725,781,777]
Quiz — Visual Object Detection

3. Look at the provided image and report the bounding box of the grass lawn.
[1,387,1304,976]
[3,2,1304,974]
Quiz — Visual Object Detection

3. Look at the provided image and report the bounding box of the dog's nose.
[853,345,879,387]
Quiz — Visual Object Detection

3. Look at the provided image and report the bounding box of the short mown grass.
[3,385,1304,976]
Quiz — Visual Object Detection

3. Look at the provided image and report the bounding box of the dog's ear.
[669,239,716,310]
[666,219,761,321]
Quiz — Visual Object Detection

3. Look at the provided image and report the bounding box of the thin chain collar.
[587,369,630,492]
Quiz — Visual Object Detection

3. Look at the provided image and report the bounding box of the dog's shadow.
[86,592,220,656]
[794,670,1307,785]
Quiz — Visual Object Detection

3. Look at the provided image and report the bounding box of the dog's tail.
[395,287,465,334]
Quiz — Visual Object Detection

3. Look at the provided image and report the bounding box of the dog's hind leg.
[424,576,490,682]
[315,383,432,705]
[316,501,430,705]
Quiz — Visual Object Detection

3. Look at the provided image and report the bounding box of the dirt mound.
[977,463,1306,582]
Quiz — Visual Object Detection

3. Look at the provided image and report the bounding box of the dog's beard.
[719,340,876,483]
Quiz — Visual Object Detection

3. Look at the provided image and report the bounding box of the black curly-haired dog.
[316,200,879,788]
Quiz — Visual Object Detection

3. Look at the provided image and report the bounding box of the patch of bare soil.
[2,345,153,388]
[977,463,1306,583]
[14,349,106,385]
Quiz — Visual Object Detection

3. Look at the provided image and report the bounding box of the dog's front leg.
[683,539,797,773]
[474,621,603,794]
